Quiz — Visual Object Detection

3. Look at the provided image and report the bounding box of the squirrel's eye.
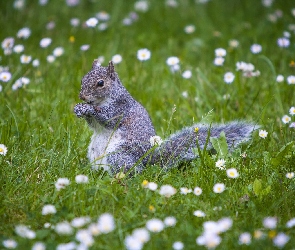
[97,79,104,87]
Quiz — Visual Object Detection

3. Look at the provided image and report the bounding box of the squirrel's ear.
[92,59,100,68]
[107,61,115,80]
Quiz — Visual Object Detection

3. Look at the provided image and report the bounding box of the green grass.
[0,0,295,249]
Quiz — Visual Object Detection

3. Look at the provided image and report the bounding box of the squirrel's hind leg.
[107,152,145,176]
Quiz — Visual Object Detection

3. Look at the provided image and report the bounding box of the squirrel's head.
[79,61,117,105]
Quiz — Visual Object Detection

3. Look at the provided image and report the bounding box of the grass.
[0,0,295,249]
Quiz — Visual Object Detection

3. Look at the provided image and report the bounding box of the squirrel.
[74,61,257,175]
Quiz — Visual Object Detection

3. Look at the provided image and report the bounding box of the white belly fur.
[88,127,122,172]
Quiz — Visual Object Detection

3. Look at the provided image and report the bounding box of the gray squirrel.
[74,61,257,175]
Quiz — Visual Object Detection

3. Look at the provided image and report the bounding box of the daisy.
[32,242,46,250]
[259,130,268,139]
[147,182,158,191]
[287,75,295,84]
[146,218,164,233]
[180,187,192,195]
[215,48,226,57]
[112,54,122,64]
[277,37,290,48]
[71,217,91,228]
[2,239,17,249]
[250,44,262,54]
[214,57,224,66]
[132,228,150,243]
[213,183,225,193]
[193,187,202,196]
[55,177,70,191]
[276,75,284,82]
[137,48,151,61]
[97,213,115,233]
[184,25,195,34]
[15,225,36,239]
[229,39,239,48]
[166,56,179,66]
[70,18,80,27]
[55,221,73,235]
[1,37,14,50]
[41,204,56,215]
[47,55,55,63]
[53,47,64,57]
[224,72,235,84]
[286,172,294,179]
[20,54,32,64]
[134,1,149,12]
[239,232,251,245]
[75,174,89,183]
[124,235,143,250]
[263,217,277,229]
[286,218,295,228]
[13,44,24,53]
[159,184,177,197]
[40,38,52,48]
[282,115,291,124]
[182,91,188,98]
[96,11,110,21]
[193,210,206,217]
[289,107,295,116]
[16,27,31,39]
[98,23,108,31]
[290,122,295,128]
[86,17,98,27]
[76,229,94,247]
[0,72,12,82]
[226,168,239,178]
[80,44,90,51]
[273,233,290,248]
[32,59,40,67]
[253,230,265,239]
[0,144,8,155]
[149,135,163,146]
[164,216,177,227]
[215,159,226,170]
[172,241,184,250]
[182,70,192,79]
[217,217,233,232]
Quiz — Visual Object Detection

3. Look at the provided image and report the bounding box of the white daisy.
[263,217,277,229]
[55,178,70,191]
[172,241,184,250]
[164,216,177,227]
[250,44,262,54]
[182,70,192,79]
[213,183,225,193]
[40,38,52,48]
[149,135,163,146]
[41,204,56,215]
[214,57,224,66]
[53,47,64,57]
[287,75,295,84]
[20,54,32,64]
[224,72,235,84]
[0,144,8,155]
[193,210,206,217]
[112,54,122,64]
[215,159,226,170]
[193,187,202,196]
[32,242,46,250]
[166,56,179,66]
[226,168,239,178]
[13,44,24,53]
[0,72,12,82]
[97,213,115,233]
[277,37,290,48]
[215,48,226,57]
[159,185,177,197]
[282,115,291,124]
[75,174,89,183]
[2,239,17,249]
[146,218,164,233]
[180,187,192,195]
[137,48,151,61]
[239,232,251,245]
[55,221,73,235]
[289,107,295,116]
[259,130,268,139]
[184,25,195,34]
[276,75,284,82]
[17,27,31,39]
[86,17,98,27]
[286,172,294,179]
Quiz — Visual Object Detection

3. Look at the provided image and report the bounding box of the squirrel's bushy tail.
[150,121,258,169]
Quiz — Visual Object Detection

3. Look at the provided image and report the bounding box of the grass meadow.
[1,0,295,249]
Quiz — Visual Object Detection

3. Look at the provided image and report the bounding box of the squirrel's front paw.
[74,103,95,118]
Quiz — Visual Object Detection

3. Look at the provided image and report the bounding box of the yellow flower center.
[0,148,3,152]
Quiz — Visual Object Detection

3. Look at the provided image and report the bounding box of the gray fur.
[74,61,258,175]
